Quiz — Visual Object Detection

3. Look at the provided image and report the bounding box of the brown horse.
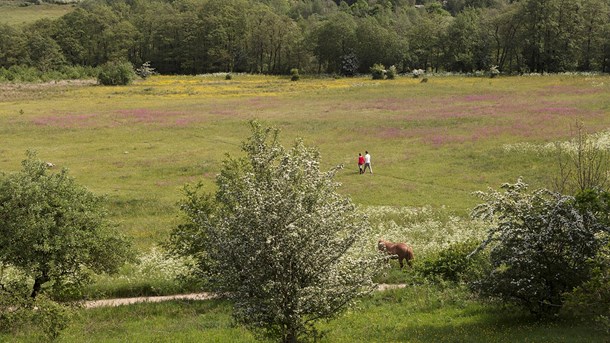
[378,239,414,268]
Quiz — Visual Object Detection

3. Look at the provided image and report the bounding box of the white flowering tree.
[169,121,382,342]
[470,178,609,316]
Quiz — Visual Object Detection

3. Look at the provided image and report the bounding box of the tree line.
[0,0,609,76]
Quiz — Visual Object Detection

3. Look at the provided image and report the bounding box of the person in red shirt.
[358,153,365,174]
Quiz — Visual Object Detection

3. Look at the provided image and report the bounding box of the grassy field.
[3,286,607,342]
[0,0,75,27]
[2,74,609,248]
[2,74,610,341]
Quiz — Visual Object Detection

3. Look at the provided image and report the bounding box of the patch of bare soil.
[83,284,406,309]
[83,292,218,309]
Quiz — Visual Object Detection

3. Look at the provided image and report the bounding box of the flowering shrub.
[412,69,425,78]
[386,65,397,80]
[135,61,156,79]
[170,121,382,342]
[489,65,500,78]
[469,178,610,316]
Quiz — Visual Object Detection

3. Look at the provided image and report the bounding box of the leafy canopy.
[0,151,133,299]
[169,121,382,342]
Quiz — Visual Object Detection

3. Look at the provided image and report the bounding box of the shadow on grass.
[324,286,608,343]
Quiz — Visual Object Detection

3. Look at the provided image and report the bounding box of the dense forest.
[1,0,609,75]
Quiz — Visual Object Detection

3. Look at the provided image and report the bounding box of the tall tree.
[0,24,25,68]
[312,12,357,73]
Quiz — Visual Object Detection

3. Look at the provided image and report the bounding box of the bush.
[290,68,300,81]
[371,63,386,80]
[169,121,383,342]
[225,73,232,80]
[489,65,500,78]
[418,239,487,283]
[135,61,156,79]
[341,52,359,76]
[470,179,610,317]
[563,242,610,333]
[412,69,425,78]
[97,60,136,86]
[386,65,397,80]
[0,275,73,340]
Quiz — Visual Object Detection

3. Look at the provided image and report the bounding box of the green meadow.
[2,74,609,247]
[1,74,610,341]
[0,0,75,27]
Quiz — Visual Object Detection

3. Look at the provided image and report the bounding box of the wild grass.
[2,73,609,341]
[2,285,607,342]
[2,74,608,249]
[0,1,75,27]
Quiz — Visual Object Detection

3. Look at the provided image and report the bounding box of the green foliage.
[340,52,359,76]
[170,121,383,342]
[386,65,397,80]
[97,60,135,86]
[0,65,97,83]
[0,270,73,341]
[290,68,299,81]
[3,0,610,75]
[563,242,610,334]
[0,151,134,299]
[417,239,487,283]
[370,63,385,80]
[470,179,610,316]
[575,189,610,226]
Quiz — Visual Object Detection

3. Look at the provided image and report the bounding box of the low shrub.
[563,242,610,333]
[290,68,300,81]
[386,65,397,80]
[97,60,136,86]
[371,63,386,80]
[1,267,73,340]
[417,239,487,283]
[136,61,156,79]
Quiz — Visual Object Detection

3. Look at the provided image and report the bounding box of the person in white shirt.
[363,151,372,174]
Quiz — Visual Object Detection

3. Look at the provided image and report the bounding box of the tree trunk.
[31,270,49,299]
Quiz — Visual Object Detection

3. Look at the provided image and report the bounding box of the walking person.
[358,153,365,174]
[363,151,372,174]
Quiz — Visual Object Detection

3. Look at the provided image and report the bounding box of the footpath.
[84,284,407,308]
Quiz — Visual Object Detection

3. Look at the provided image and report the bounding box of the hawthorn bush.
[469,179,609,316]
[169,121,382,342]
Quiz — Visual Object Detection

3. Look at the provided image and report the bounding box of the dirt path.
[83,284,406,308]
